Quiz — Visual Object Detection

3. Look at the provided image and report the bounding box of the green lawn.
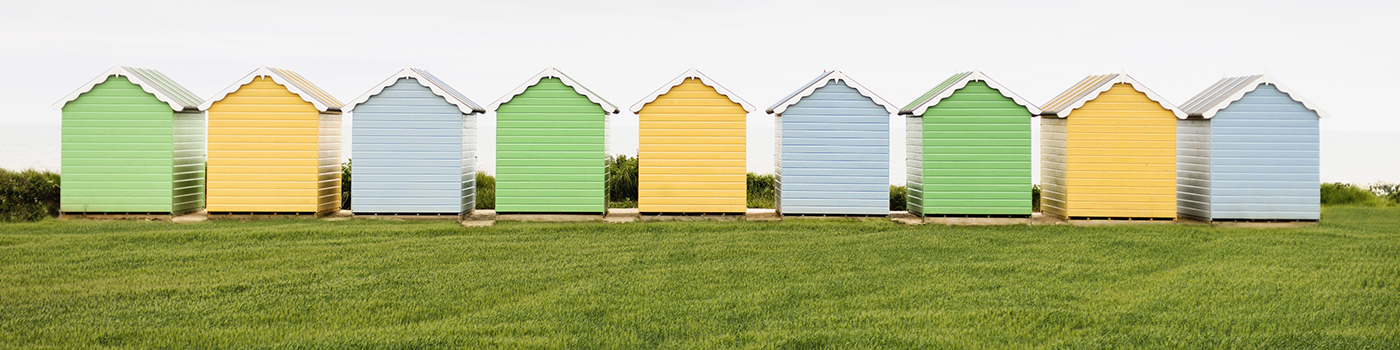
[2,207,1398,349]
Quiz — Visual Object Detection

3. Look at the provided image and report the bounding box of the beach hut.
[900,71,1040,217]
[200,67,343,215]
[1176,75,1326,222]
[631,68,754,214]
[766,70,896,216]
[1039,73,1185,220]
[490,67,617,214]
[53,66,206,215]
[344,68,485,216]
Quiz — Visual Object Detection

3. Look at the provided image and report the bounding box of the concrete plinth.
[926,216,1030,226]
[744,209,780,222]
[606,208,639,223]
[889,211,923,225]
[172,210,207,223]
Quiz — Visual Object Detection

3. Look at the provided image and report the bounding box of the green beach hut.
[489,67,618,214]
[52,66,206,215]
[900,71,1039,217]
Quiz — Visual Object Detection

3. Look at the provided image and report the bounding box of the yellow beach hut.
[199,67,344,215]
[630,68,754,214]
[1039,73,1185,220]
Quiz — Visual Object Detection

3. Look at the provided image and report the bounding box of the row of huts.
[54,66,1327,221]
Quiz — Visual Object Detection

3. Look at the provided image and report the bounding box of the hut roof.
[1040,73,1184,119]
[199,66,344,112]
[765,70,896,116]
[53,66,204,111]
[630,68,754,113]
[1179,74,1328,119]
[490,67,618,114]
[344,68,485,115]
[899,71,1040,116]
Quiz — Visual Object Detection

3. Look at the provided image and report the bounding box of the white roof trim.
[343,68,485,115]
[1196,75,1329,119]
[1049,74,1186,119]
[629,68,755,113]
[52,66,198,111]
[902,71,1042,117]
[488,67,619,113]
[766,70,897,116]
[198,67,338,112]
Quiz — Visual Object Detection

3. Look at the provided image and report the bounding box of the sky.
[2,0,1397,184]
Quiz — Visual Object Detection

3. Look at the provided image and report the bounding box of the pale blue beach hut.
[766,70,897,215]
[1177,74,1327,221]
[344,68,484,215]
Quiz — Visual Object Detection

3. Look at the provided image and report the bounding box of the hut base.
[355,212,465,221]
[60,212,176,221]
[207,211,334,219]
[926,216,1029,226]
[495,213,604,222]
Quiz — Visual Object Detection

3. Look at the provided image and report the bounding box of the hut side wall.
[60,76,176,213]
[637,78,747,214]
[495,78,606,213]
[207,76,327,213]
[774,110,783,210]
[776,82,889,215]
[1064,83,1177,219]
[905,116,925,216]
[316,111,342,214]
[1208,85,1319,220]
[921,81,1032,216]
[1039,117,1068,218]
[172,110,206,214]
[1176,118,1211,220]
[351,78,466,214]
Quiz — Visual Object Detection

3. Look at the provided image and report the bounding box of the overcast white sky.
[2,0,1396,184]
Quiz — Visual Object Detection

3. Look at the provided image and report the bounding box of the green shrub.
[606,155,638,207]
[1320,182,1388,206]
[889,185,907,211]
[1032,185,1041,212]
[1369,182,1400,205]
[475,171,495,210]
[0,168,61,222]
[747,173,775,209]
[340,160,352,210]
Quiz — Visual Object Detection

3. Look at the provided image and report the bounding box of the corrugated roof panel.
[269,68,343,109]
[1179,75,1261,117]
[1040,74,1116,116]
[53,66,203,111]
[412,68,484,112]
[765,70,896,116]
[900,71,971,113]
[1178,74,1328,119]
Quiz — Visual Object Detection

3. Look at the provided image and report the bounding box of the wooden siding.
[1063,83,1176,218]
[637,78,747,213]
[207,76,340,214]
[352,78,471,214]
[496,78,606,213]
[920,81,1032,216]
[60,76,187,213]
[776,81,889,215]
[905,115,924,216]
[1176,119,1211,220]
[1039,117,1068,218]
[1207,85,1320,220]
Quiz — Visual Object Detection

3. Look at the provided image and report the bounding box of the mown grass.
[1,207,1398,348]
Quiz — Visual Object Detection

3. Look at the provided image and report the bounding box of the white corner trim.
[198,67,332,112]
[768,70,897,116]
[1056,74,1186,119]
[53,66,193,111]
[905,71,1042,117]
[1200,75,1330,119]
[629,68,755,113]
[488,67,619,113]
[343,68,483,115]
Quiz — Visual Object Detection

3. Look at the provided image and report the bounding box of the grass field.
[2,207,1398,349]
